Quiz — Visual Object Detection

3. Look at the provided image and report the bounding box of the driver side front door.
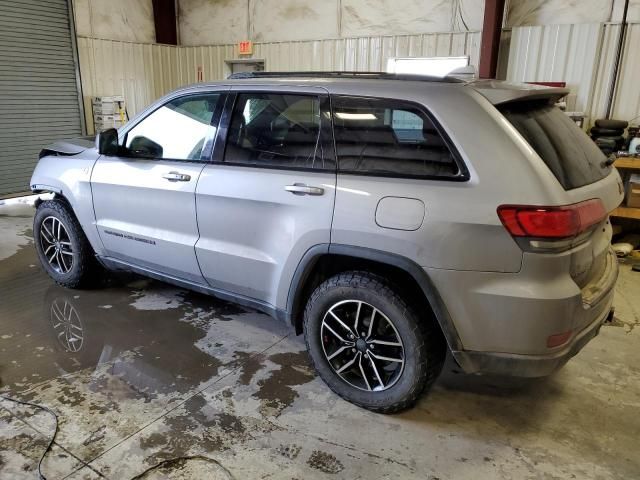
[91,91,226,284]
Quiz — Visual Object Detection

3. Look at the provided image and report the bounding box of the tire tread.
[34,200,100,289]
[303,270,444,413]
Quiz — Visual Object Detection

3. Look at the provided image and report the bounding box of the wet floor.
[1,199,639,479]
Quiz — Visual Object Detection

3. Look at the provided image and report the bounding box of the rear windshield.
[499,101,610,190]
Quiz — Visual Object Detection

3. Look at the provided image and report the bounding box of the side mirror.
[128,136,163,158]
[96,128,119,156]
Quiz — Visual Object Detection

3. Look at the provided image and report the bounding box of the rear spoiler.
[466,79,569,106]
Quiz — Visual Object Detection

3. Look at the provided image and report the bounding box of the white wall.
[73,0,155,43]
[178,0,484,45]
[76,0,484,133]
[75,0,640,132]
[506,0,640,26]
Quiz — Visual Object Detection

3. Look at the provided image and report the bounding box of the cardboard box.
[627,174,640,208]
[93,95,124,104]
[94,113,123,131]
[92,104,119,114]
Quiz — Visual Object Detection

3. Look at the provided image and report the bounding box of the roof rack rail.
[227,71,464,83]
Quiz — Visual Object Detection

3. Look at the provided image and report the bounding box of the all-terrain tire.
[589,127,625,137]
[303,271,445,413]
[594,119,628,130]
[34,200,101,288]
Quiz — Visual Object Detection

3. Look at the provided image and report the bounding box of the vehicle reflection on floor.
[17,278,284,401]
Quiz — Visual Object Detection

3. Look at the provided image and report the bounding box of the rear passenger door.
[195,86,335,308]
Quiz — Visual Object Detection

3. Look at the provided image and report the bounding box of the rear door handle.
[284,183,324,196]
[162,171,191,182]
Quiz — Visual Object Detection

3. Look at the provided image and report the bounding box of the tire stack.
[590,119,628,155]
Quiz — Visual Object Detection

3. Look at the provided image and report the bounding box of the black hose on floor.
[0,394,59,480]
[1,393,233,479]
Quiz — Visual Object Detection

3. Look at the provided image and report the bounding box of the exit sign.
[238,41,252,55]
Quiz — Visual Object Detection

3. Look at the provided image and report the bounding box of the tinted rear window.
[500,101,610,190]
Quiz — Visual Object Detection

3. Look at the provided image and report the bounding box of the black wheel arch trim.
[285,243,463,352]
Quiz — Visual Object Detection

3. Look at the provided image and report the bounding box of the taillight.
[497,199,607,250]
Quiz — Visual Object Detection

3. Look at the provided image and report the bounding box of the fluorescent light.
[386,56,470,77]
[335,112,377,120]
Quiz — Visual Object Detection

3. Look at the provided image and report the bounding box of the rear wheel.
[34,200,100,288]
[303,271,445,413]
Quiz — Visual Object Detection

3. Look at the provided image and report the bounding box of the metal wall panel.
[588,24,621,123]
[77,31,480,131]
[505,21,640,125]
[180,31,481,84]
[505,23,604,117]
[606,23,640,123]
[0,0,83,197]
[77,37,182,134]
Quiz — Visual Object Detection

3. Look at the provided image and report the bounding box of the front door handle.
[162,171,191,182]
[285,183,324,196]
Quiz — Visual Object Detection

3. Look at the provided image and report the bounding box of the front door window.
[124,94,222,161]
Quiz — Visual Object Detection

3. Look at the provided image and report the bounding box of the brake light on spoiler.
[497,199,607,252]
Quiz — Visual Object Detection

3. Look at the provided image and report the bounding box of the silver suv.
[30,72,623,412]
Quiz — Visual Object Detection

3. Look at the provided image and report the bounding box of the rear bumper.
[452,300,614,377]
[429,246,619,377]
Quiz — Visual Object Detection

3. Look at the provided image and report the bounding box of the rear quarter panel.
[330,84,565,273]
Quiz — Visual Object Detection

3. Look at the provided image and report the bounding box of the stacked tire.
[590,119,628,155]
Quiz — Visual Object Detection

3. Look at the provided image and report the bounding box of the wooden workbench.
[612,157,640,220]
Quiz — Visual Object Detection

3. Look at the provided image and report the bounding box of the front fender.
[30,153,105,256]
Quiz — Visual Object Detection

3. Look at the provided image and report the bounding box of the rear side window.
[332,96,461,179]
[500,101,610,190]
[224,93,332,170]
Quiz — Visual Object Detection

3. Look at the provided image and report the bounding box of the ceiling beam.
[152,0,177,45]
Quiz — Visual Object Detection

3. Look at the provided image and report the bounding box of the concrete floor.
[0,199,639,480]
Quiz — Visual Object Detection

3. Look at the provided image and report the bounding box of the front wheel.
[303,271,445,413]
[34,200,100,289]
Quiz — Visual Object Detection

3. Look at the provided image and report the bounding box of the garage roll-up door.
[0,0,83,198]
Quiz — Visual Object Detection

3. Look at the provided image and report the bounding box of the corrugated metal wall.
[77,37,182,134]
[505,22,640,125]
[608,23,640,123]
[180,32,481,83]
[505,23,603,117]
[77,31,481,133]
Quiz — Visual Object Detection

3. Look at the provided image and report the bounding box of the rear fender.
[285,244,464,353]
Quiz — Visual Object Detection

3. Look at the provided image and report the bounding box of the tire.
[303,271,445,413]
[593,137,617,148]
[34,200,100,288]
[594,135,625,145]
[594,119,628,130]
[589,127,625,137]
